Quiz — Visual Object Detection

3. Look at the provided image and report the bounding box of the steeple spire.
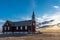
[32,11,35,21]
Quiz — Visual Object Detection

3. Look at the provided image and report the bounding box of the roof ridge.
[6,19,32,23]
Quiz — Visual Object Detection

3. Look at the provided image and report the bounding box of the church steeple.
[31,11,36,32]
[32,11,35,21]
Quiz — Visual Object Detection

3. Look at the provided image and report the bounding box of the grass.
[0,32,60,40]
[38,28,60,32]
[1,28,60,40]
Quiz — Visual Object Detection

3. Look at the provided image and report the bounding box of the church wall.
[3,25,33,33]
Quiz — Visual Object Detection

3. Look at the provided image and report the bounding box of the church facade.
[2,11,36,33]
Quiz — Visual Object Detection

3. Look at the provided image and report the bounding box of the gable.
[2,21,12,27]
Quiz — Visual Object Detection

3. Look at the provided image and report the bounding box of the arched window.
[16,26,18,30]
[21,26,22,30]
[25,26,27,30]
[5,27,6,30]
[8,27,10,30]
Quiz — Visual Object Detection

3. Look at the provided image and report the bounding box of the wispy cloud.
[0,20,5,22]
[37,12,60,25]
[53,6,60,9]
[36,14,52,23]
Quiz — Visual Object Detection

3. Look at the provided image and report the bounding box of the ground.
[0,32,60,40]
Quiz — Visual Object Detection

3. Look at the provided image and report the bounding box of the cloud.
[53,6,60,9]
[37,12,60,25]
[0,20,5,31]
[36,14,52,22]
[0,20,5,22]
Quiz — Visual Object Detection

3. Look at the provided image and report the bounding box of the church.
[2,11,36,33]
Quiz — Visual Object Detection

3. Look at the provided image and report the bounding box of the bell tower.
[31,11,36,32]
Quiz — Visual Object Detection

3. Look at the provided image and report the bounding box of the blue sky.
[0,0,60,29]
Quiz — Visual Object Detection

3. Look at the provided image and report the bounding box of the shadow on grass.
[0,32,42,38]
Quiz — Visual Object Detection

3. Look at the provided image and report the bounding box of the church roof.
[9,20,32,26]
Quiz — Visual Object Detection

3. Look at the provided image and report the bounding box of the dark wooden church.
[2,11,36,33]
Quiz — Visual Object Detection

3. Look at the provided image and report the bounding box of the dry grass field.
[0,28,60,40]
[0,32,60,40]
[38,28,60,32]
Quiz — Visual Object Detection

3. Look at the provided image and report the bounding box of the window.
[16,26,18,30]
[5,27,6,30]
[33,22,35,25]
[8,27,10,30]
[21,26,22,30]
[25,26,27,30]
[7,23,8,26]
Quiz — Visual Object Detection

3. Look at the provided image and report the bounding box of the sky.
[0,0,60,30]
